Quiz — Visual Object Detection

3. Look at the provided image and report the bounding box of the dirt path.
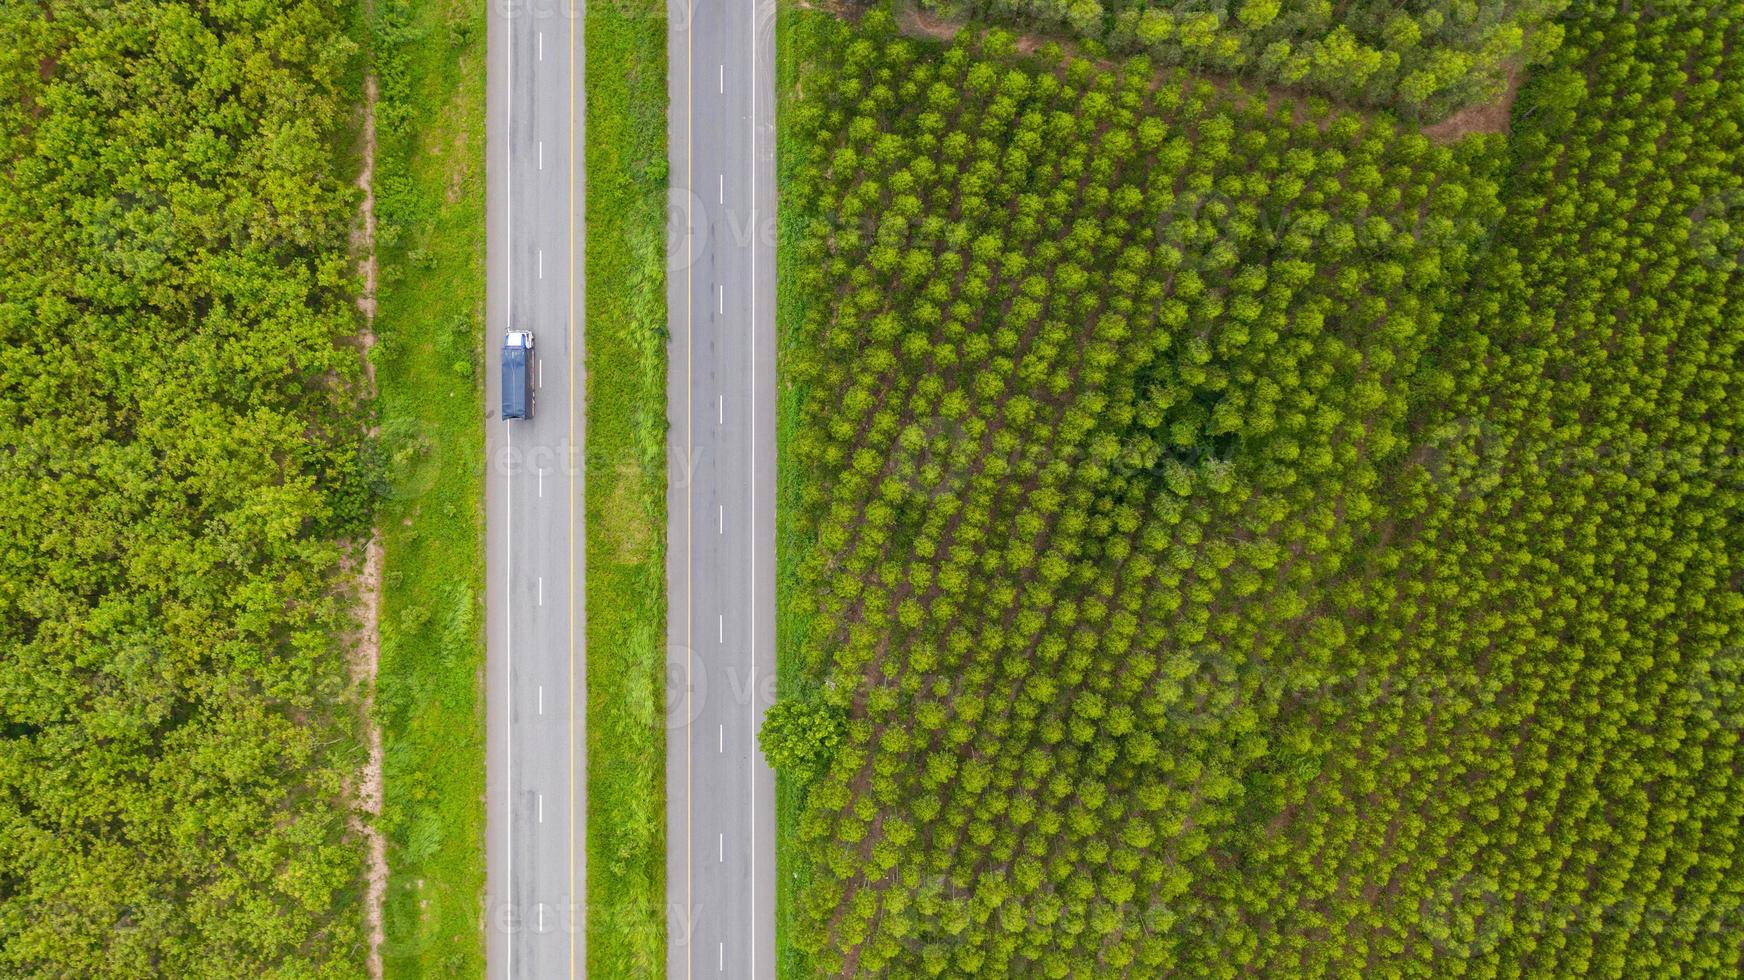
[354,74,381,382]
[349,71,388,980]
[346,534,388,980]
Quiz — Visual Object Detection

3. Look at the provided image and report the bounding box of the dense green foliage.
[927,0,1566,120]
[777,1,1744,975]
[0,1,371,975]
[759,698,845,782]
[586,0,671,972]
[366,0,490,972]
[1367,4,1744,971]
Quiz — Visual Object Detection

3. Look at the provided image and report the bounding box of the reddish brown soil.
[1421,65,1524,142]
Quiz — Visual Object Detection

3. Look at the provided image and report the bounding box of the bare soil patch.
[899,4,959,41]
[1421,64,1523,142]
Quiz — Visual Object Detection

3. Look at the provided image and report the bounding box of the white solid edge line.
[504,7,514,976]
[504,417,513,976]
[685,0,695,976]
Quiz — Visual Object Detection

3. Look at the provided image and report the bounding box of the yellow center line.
[568,0,579,973]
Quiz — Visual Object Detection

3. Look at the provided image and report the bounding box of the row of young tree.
[776,2,1743,976]
[781,9,1486,975]
[0,2,372,975]
[929,0,1567,121]
[1334,2,1744,973]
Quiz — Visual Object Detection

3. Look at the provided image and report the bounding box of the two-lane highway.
[486,0,586,976]
[666,0,779,975]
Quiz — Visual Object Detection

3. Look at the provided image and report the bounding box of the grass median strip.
[586,0,670,974]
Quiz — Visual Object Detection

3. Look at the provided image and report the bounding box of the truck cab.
[502,331,535,420]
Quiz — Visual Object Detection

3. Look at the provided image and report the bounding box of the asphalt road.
[665,0,780,975]
[486,0,586,976]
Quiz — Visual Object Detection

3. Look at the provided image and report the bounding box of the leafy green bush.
[760,698,847,781]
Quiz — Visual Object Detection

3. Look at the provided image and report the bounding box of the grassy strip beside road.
[368,0,489,973]
[774,5,829,977]
[586,0,670,974]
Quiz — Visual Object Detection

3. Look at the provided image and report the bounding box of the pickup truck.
[502,331,535,420]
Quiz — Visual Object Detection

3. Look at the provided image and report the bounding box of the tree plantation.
[0,1,371,974]
[925,0,1569,120]
[774,0,1744,975]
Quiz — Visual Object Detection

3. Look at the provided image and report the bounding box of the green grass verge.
[369,0,489,974]
[585,0,670,974]
[774,5,828,977]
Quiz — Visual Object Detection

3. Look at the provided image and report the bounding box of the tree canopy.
[779,2,1744,975]
[936,0,1567,121]
[0,1,372,974]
